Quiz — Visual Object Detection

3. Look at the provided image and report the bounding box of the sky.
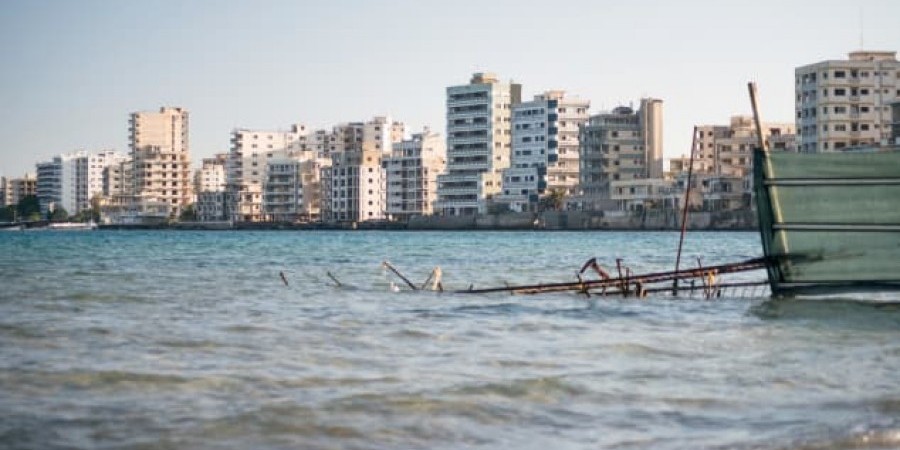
[1,0,899,177]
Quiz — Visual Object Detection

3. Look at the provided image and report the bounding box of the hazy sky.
[1,0,898,177]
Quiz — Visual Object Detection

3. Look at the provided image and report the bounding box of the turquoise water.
[1,230,899,449]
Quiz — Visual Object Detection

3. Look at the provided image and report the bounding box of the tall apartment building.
[88,150,127,210]
[262,157,329,222]
[435,72,521,216]
[36,150,127,216]
[499,90,589,211]
[325,116,404,223]
[195,154,228,194]
[579,98,663,205]
[795,50,900,152]
[1,174,36,207]
[226,124,313,222]
[129,107,192,216]
[694,116,796,177]
[384,128,446,220]
[192,154,227,222]
[104,158,132,197]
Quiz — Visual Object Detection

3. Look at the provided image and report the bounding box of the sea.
[0,230,898,450]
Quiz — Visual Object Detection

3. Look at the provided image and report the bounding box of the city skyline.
[2,0,900,177]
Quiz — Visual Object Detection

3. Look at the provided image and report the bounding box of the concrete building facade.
[263,157,329,222]
[35,150,127,217]
[795,50,900,152]
[384,129,446,220]
[436,72,521,216]
[1,174,36,207]
[195,154,228,195]
[694,116,796,178]
[499,90,589,212]
[325,116,404,223]
[579,98,663,208]
[226,124,313,222]
[130,107,192,216]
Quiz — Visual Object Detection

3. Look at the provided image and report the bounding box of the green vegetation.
[49,206,69,222]
[178,204,197,222]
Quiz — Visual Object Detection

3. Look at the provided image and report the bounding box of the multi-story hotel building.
[226,124,313,222]
[36,150,127,216]
[435,72,521,216]
[88,150,128,209]
[795,50,899,152]
[579,98,663,207]
[195,154,228,195]
[694,116,796,178]
[1,174,36,207]
[262,157,329,222]
[499,90,589,211]
[325,116,404,223]
[193,153,228,222]
[129,107,192,216]
[384,128,446,220]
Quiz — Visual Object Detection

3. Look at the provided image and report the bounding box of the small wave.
[769,426,900,450]
[221,324,276,333]
[156,339,224,349]
[388,329,436,340]
[0,323,44,339]
[450,376,587,402]
[602,342,696,358]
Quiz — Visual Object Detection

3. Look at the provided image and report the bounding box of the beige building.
[795,50,900,152]
[499,90,589,212]
[226,124,314,222]
[610,178,680,212]
[325,116,404,223]
[384,128,446,220]
[694,116,796,178]
[1,174,36,207]
[130,107,192,217]
[436,72,521,215]
[579,98,663,208]
[263,157,329,222]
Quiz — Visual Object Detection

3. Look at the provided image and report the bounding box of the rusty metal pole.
[673,126,699,296]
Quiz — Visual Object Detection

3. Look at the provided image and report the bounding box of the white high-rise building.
[579,98,663,206]
[129,107,192,216]
[499,90,589,212]
[88,150,127,208]
[795,50,900,152]
[226,124,313,222]
[384,128,446,220]
[195,154,228,194]
[435,72,521,216]
[36,150,127,216]
[325,116,405,223]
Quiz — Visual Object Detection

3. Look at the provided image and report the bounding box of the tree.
[16,195,41,220]
[539,188,567,212]
[50,206,69,222]
[0,206,14,222]
[178,204,197,222]
[71,208,99,223]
